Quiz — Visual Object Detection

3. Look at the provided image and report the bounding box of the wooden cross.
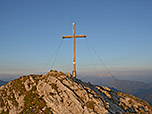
[62,23,86,77]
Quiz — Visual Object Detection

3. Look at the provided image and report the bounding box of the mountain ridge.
[0,70,152,114]
[109,79,152,105]
[81,75,152,105]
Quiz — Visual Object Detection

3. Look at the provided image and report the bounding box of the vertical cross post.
[73,23,76,77]
[62,23,86,77]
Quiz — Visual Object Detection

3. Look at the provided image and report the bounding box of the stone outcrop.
[0,70,152,114]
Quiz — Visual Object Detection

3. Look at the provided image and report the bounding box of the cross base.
[72,71,76,78]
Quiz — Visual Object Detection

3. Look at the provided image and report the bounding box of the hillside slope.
[0,70,152,114]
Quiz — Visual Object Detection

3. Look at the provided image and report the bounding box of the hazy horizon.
[0,68,152,83]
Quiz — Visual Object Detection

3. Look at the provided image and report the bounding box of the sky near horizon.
[0,0,152,81]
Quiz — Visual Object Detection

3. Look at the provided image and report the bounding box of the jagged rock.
[65,72,72,77]
[0,70,152,114]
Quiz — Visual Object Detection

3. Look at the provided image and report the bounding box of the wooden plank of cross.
[62,23,87,77]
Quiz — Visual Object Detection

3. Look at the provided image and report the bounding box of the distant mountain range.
[0,80,8,87]
[110,79,152,105]
[80,75,152,105]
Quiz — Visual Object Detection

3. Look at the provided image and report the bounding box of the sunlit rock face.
[0,70,152,114]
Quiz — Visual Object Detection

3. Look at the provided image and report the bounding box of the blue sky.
[0,0,152,81]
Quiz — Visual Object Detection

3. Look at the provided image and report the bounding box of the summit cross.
[62,23,87,77]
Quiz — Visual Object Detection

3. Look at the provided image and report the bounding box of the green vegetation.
[45,108,50,114]
[20,91,46,113]
[24,91,37,108]
[52,73,58,77]
[117,91,122,96]
[0,101,5,107]
[58,71,65,76]
[89,90,93,94]
[48,70,65,78]
[1,110,9,114]
[0,94,5,107]
[19,76,29,82]
[53,70,58,73]
[128,99,133,104]
[86,101,95,110]
[1,87,19,107]
[79,96,84,102]
[48,72,57,77]
[8,94,18,106]
[32,86,37,91]
[74,89,79,91]
[51,83,58,91]
[11,79,26,94]
[44,108,54,114]
[30,75,40,84]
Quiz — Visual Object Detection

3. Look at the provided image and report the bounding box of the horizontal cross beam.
[62,35,86,39]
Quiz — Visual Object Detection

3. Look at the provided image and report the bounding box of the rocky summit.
[0,70,152,114]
